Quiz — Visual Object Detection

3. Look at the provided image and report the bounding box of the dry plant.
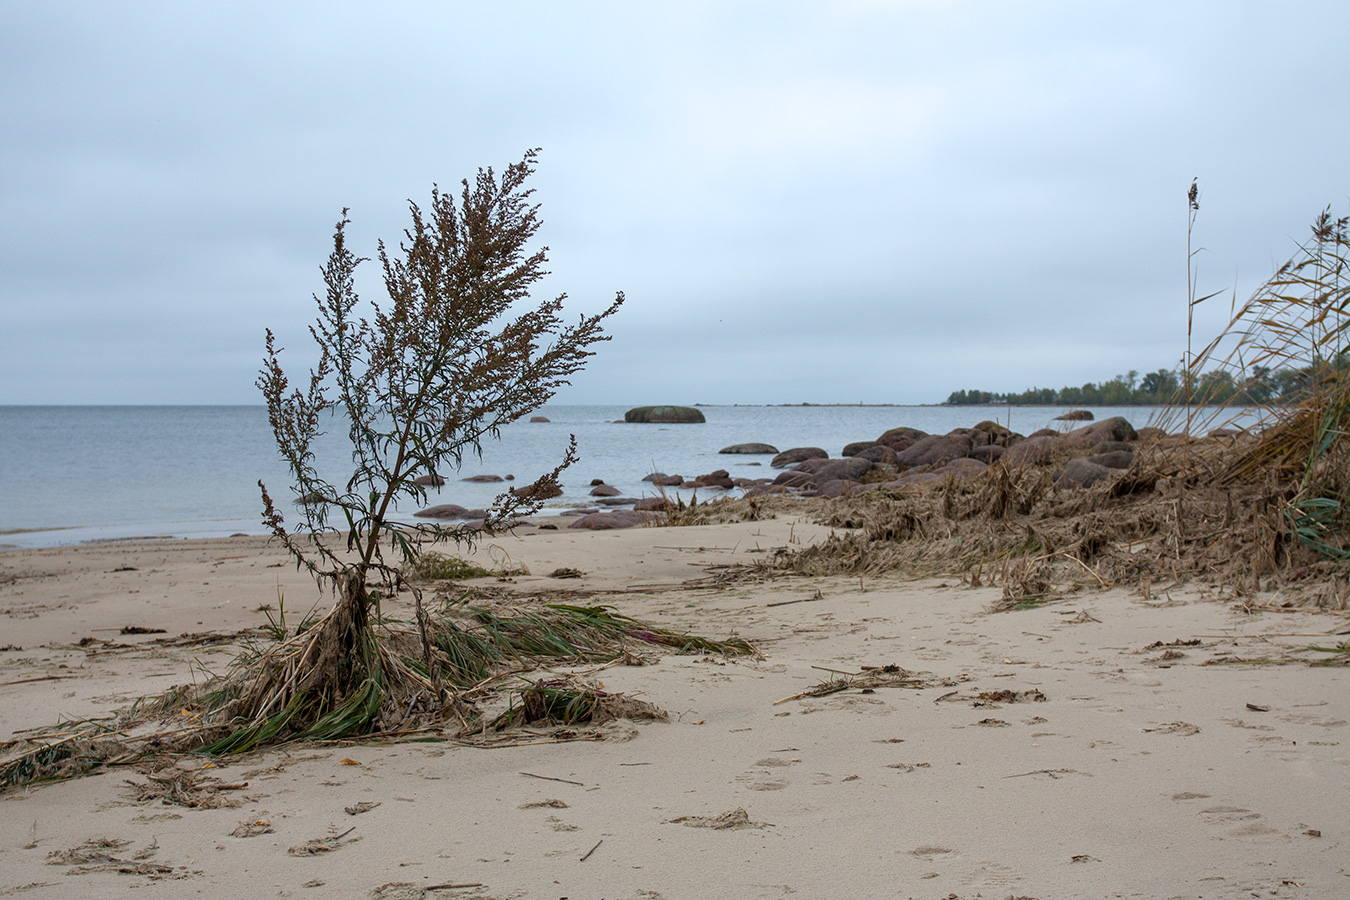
[0,153,757,789]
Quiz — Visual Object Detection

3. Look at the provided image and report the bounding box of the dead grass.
[775,431,1348,609]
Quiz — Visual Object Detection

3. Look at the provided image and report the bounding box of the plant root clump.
[0,599,754,790]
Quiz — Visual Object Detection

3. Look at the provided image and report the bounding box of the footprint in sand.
[736,756,796,791]
[1198,805,1284,840]
[909,845,957,861]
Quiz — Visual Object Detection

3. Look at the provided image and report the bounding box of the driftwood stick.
[520,771,584,786]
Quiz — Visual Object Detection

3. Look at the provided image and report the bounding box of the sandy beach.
[2,516,1349,899]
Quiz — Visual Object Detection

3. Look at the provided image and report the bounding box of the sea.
[0,404,1230,549]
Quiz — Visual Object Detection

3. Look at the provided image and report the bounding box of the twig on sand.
[521,771,584,786]
[580,839,603,862]
[426,883,484,891]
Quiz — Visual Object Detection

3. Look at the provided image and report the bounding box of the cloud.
[2,1,1348,405]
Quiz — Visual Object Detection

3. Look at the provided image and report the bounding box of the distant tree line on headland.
[944,364,1333,407]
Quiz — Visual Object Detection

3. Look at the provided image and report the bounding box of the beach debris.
[974,718,1010,727]
[579,838,604,861]
[46,837,182,878]
[549,567,584,578]
[1005,768,1090,779]
[1144,722,1200,736]
[120,625,166,635]
[1144,638,1202,650]
[774,663,954,705]
[519,798,569,808]
[288,826,359,856]
[492,676,667,729]
[520,772,584,786]
[344,801,381,815]
[370,883,428,900]
[667,807,761,829]
[124,766,247,809]
[230,818,273,837]
[767,589,823,608]
[973,689,1047,706]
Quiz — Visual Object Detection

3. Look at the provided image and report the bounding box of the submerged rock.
[719,442,778,454]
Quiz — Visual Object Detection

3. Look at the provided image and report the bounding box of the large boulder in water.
[771,447,828,468]
[841,440,880,457]
[696,469,736,489]
[625,405,705,424]
[415,504,488,520]
[510,482,563,501]
[877,426,928,451]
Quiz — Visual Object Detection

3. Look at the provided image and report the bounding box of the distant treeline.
[945,365,1330,407]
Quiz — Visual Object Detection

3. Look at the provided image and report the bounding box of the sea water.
[0,404,1209,548]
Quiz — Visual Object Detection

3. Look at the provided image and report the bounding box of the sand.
[2,517,1349,899]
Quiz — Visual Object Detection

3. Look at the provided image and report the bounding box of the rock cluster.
[729,416,1143,500]
[415,415,1154,531]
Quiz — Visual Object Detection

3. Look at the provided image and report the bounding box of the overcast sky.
[2,1,1347,406]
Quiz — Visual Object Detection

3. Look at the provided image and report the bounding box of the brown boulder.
[568,510,656,530]
[510,482,563,501]
[415,504,488,520]
[1055,458,1112,487]
[853,444,898,465]
[624,405,705,424]
[795,457,873,482]
[1003,435,1059,466]
[692,469,735,489]
[529,415,550,423]
[935,458,987,480]
[972,420,1019,447]
[462,474,505,483]
[771,447,829,468]
[1062,416,1138,449]
[590,484,622,497]
[841,440,879,457]
[414,474,446,486]
[894,433,973,467]
[1087,450,1134,469]
[877,426,928,450]
[968,445,1005,463]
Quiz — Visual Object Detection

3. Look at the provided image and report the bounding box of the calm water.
[1,404,1198,548]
